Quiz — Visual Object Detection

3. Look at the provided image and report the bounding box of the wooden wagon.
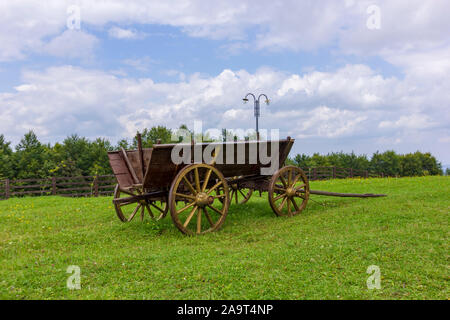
[108,137,384,235]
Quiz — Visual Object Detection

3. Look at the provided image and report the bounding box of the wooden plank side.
[107,152,133,188]
[141,139,294,189]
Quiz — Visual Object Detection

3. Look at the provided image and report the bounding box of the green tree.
[133,126,173,148]
[0,134,14,179]
[13,131,53,178]
[370,150,401,176]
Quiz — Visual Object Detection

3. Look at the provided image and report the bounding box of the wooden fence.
[0,167,383,200]
[0,175,116,200]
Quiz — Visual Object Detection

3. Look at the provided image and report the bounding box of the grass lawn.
[0,176,448,299]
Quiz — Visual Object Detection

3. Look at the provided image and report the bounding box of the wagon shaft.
[309,190,387,197]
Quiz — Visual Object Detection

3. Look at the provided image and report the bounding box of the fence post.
[313,168,317,181]
[332,166,336,179]
[349,168,353,178]
[5,179,10,199]
[381,172,384,178]
[365,170,368,179]
[52,177,56,195]
[94,176,99,197]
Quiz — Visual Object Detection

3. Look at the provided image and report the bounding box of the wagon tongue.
[309,190,387,197]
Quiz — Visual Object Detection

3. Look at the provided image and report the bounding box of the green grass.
[0,176,448,299]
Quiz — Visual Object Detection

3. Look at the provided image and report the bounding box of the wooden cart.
[108,137,385,235]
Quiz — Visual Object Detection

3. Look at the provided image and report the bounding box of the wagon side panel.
[107,151,134,189]
[143,146,179,190]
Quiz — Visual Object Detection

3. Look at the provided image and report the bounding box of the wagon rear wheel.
[169,164,229,235]
[268,166,309,217]
[228,180,253,205]
[113,185,168,222]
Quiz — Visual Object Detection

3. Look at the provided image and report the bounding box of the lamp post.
[243,93,270,140]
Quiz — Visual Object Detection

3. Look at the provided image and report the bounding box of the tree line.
[0,128,445,180]
[287,150,444,177]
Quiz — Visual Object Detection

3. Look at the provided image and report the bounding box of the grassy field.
[0,176,448,299]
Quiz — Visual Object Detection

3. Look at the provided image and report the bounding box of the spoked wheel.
[113,184,168,222]
[228,183,253,205]
[169,164,230,235]
[268,166,310,217]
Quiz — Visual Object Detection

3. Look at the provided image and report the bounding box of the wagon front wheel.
[113,185,168,222]
[268,166,310,217]
[169,164,229,235]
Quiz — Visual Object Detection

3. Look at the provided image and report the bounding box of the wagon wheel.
[268,166,310,217]
[113,185,168,222]
[169,164,230,235]
[228,183,253,205]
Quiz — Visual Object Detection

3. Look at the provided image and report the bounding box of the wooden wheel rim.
[169,164,229,235]
[268,166,309,217]
[113,184,168,222]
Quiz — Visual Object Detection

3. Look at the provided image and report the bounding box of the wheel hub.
[286,187,296,197]
[195,192,214,207]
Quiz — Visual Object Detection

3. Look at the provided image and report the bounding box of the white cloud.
[1,0,449,65]
[42,30,98,59]
[1,64,449,161]
[108,26,146,39]
[122,57,158,72]
[379,114,436,130]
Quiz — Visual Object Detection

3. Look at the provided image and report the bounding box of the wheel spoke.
[118,200,138,207]
[175,193,195,200]
[140,205,145,221]
[202,169,212,192]
[234,189,238,203]
[183,206,198,228]
[207,204,223,215]
[273,193,285,202]
[295,192,307,200]
[182,176,197,195]
[177,201,196,214]
[291,198,300,211]
[279,175,287,188]
[277,196,287,212]
[294,183,306,191]
[196,207,202,234]
[145,204,154,218]
[287,198,292,216]
[203,208,214,226]
[287,168,291,186]
[194,167,201,192]
[150,202,165,213]
[128,204,141,222]
[206,181,223,195]
[274,186,286,193]
[291,174,301,186]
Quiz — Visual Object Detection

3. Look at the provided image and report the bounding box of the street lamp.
[243,93,270,140]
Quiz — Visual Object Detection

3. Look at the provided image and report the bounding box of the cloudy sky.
[0,0,449,163]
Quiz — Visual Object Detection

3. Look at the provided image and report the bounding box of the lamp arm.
[244,93,256,102]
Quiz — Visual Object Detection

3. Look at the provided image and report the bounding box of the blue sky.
[0,1,449,163]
